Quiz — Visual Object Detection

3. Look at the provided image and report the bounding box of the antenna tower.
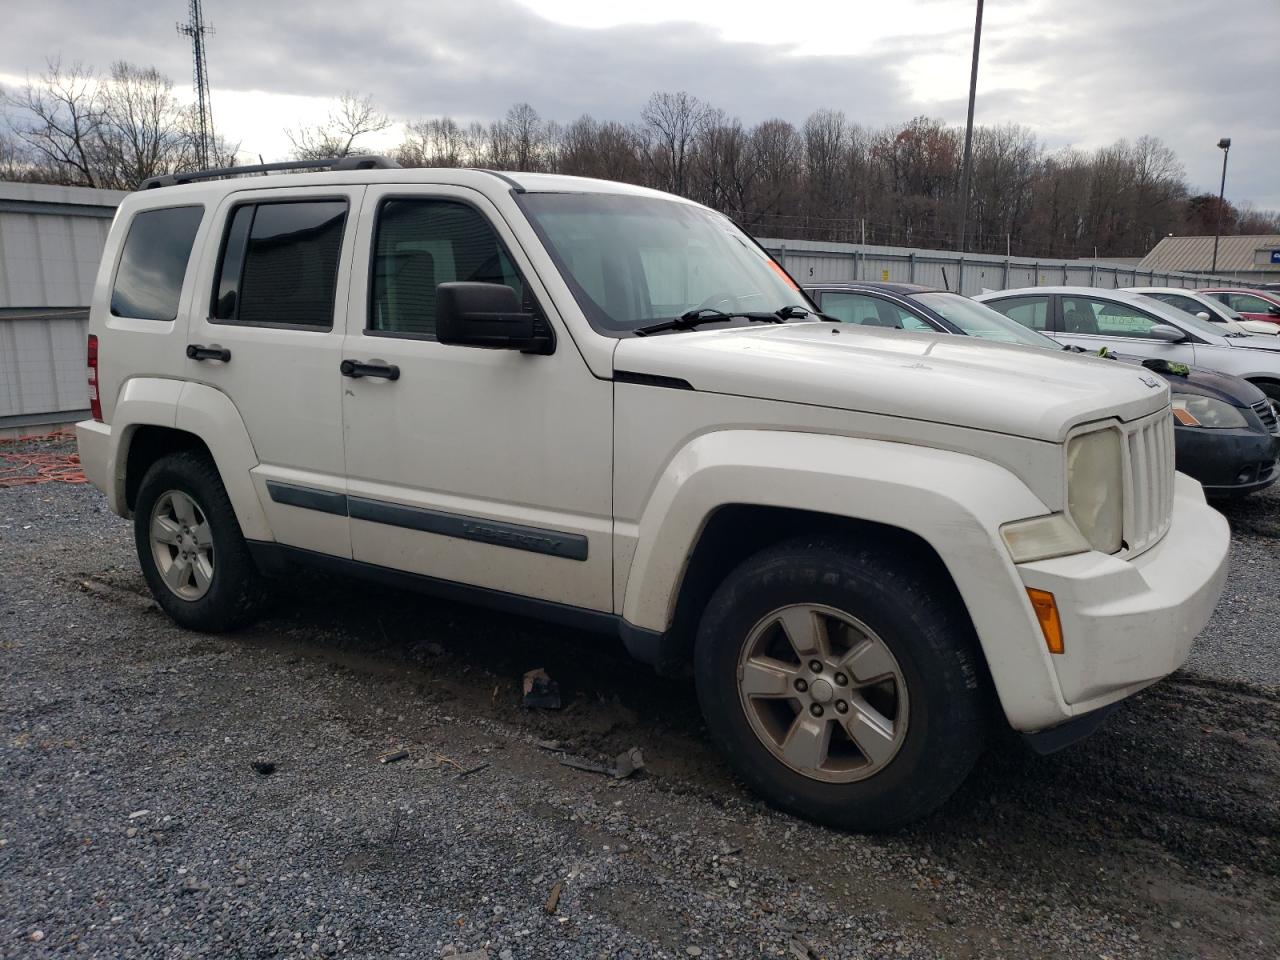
[177,0,216,167]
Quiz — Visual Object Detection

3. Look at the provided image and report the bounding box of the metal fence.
[0,200,1251,431]
[759,237,1239,297]
[1,183,121,433]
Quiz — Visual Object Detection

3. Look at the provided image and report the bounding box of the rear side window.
[370,198,525,338]
[110,205,204,320]
[986,296,1050,331]
[212,199,348,328]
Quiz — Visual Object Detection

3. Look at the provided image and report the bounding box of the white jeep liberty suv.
[76,157,1230,830]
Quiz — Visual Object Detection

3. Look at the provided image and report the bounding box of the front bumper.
[1015,472,1229,728]
[1174,424,1278,496]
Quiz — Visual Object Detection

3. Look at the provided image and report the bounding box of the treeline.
[3,62,1277,259]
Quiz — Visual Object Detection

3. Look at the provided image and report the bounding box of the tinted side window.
[819,292,932,331]
[986,296,1049,331]
[110,206,204,320]
[212,200,348,328]
[371,199,525,338]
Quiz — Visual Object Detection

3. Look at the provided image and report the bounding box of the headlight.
[1066,428,1124,554]
[1171,395,1249,428]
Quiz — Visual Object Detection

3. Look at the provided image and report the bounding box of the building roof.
[1139,235,1280,274]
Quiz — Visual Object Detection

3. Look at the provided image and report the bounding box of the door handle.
[186,344,231,362]
[340,359,400,381]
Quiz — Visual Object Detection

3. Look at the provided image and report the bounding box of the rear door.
[1224,292,1280,324]
[337,184,613,612]
[185,185,363,558]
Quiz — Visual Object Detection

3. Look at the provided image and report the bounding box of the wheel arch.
[112,378,272,541]
[663,505,962,671]
[619,429,1067,728]
[1244,376,1280,400]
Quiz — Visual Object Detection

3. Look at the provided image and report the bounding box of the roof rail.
[140,155,401,190]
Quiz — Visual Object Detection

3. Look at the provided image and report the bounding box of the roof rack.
[140,154,401,190]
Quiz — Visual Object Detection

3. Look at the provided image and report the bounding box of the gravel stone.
[1,439,1277,957]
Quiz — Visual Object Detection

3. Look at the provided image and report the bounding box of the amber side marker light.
[1027,588,1065,655]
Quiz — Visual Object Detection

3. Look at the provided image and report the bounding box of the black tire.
[694,538,989,831]
[133,451,268,632]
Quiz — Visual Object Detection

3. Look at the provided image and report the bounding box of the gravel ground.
[2,439,1278,959]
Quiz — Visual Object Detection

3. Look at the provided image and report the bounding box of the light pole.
[956,0,984,253]
[1211,137,1231,275]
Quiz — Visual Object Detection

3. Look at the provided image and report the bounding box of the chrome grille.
[1251,399,1279,436]
[1123,412,1176,556]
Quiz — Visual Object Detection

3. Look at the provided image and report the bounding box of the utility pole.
[1211,137,1231,274]
[178,0,216,168]
[956,0,984,253]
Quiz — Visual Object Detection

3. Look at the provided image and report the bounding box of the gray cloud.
[2,0,1276,208]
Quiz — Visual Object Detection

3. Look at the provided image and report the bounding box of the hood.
[1226,334,1280,352]
[614,322,1169,443]
[1113,358,1266,407]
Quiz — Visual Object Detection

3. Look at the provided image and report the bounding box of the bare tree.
[2,60,104,186]
[95,62,190,189]
[398,116,467,167]
[642,91,708,195]
[286,93,391,160]
[505,102,545,171]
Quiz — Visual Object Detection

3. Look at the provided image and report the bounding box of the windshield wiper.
[776,304,838,322]
[632,308,787,337]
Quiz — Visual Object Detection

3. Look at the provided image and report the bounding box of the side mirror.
[436,282,552,354]
[1148,323,1188,343]
[1269,305,1280,316]
[1195,311,1214,321]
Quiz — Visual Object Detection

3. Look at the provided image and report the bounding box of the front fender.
[621,429,1064,727]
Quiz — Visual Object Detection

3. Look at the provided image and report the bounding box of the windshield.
[915,292,1058,350]
[517,192,809,334]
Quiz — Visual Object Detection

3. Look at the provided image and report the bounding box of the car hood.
[1112,358,1266,407]
[613,322,1169,443]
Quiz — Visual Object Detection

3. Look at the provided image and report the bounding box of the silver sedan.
[975,286,1280,404]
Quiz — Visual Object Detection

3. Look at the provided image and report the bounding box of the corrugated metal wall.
[0,310,90,429]
[760,237,1239,296]
[0,183,122,430]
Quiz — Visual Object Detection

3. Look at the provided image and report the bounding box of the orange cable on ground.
[0,431,87,487]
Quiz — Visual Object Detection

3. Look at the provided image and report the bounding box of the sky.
[1,0,1277,210]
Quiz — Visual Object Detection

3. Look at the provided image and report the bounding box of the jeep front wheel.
[694,538,989,831]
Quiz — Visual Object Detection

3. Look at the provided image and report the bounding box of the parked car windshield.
[915,292,1057,349]
[518,192,808,334]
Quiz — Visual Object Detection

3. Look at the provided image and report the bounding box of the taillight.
[87,334,103,421]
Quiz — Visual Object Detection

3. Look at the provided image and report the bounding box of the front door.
[186,185,363,558]
[1054,294,1198,366]
[339,185,613,612]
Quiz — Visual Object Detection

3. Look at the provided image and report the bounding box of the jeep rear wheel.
[695,538,988,831]
[134,452,268,632]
